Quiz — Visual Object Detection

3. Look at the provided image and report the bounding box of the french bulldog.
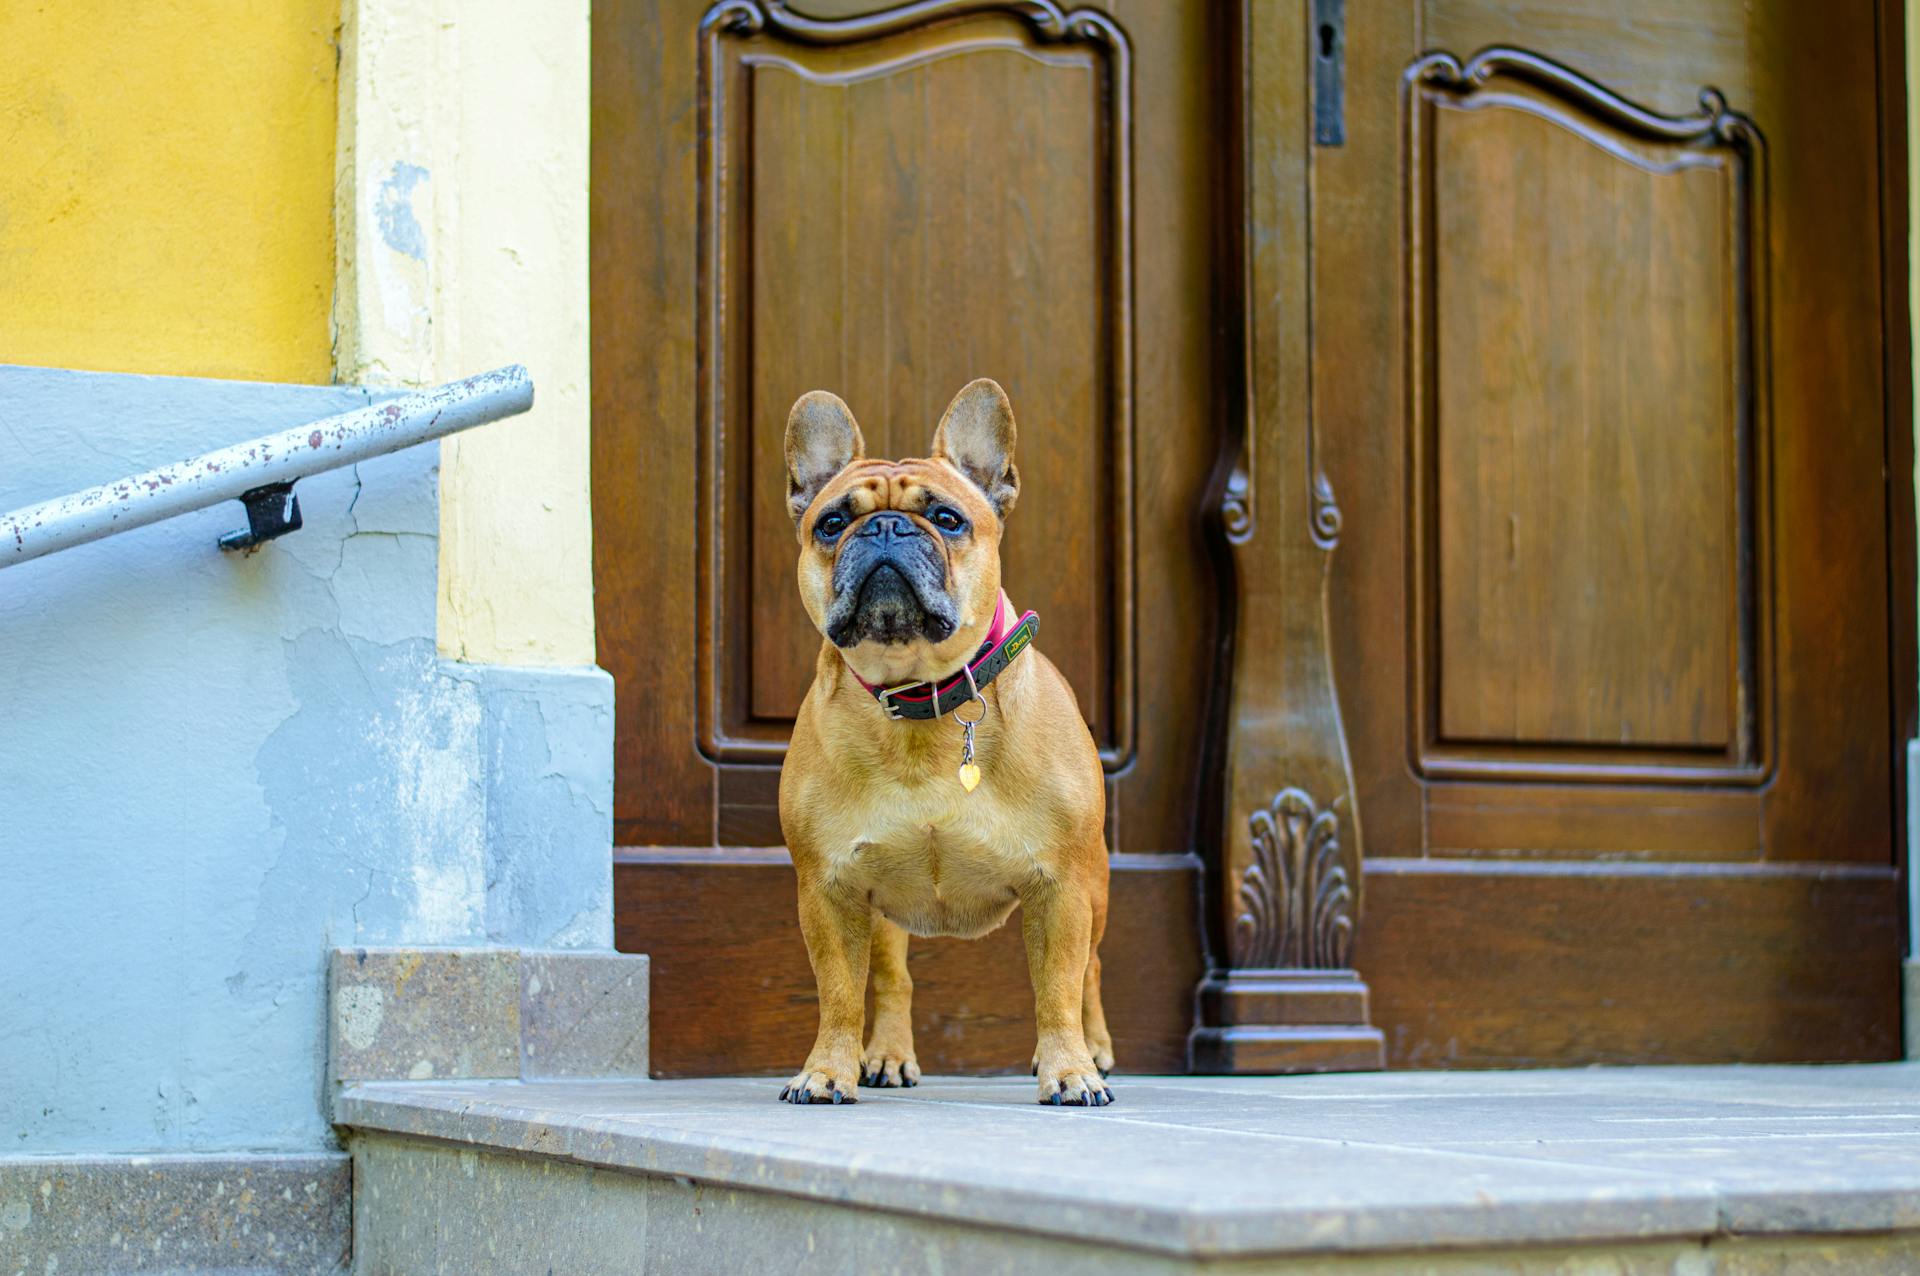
[776,378,1114,1107]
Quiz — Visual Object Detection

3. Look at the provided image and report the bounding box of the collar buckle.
[876,682,918,720]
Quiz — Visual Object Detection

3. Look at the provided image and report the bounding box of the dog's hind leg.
[860,913,922,1087]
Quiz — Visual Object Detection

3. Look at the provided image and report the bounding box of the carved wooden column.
[1189,0,1383,1074]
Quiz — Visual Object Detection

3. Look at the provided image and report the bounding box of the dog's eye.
[929,507,966,534]
[815,511,848,539]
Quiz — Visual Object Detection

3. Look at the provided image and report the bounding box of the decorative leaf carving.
[1231,788,1353,969]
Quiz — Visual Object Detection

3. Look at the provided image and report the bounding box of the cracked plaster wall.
[0,365,612,1156]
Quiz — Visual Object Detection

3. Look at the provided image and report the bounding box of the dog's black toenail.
[1098,1067,1110,1078]
[1050,1091,1063,1106]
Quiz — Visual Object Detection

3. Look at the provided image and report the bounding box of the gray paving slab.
[908,1070,1920,1239]
[338,1080,1712,1257]
[336,1065,1920,1258]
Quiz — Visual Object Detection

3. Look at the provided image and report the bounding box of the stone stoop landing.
[337,1064,1920,1274]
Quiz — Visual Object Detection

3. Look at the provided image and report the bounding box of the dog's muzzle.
[823,515,957,647]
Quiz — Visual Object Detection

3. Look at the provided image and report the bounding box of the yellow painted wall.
[1,1,338,383]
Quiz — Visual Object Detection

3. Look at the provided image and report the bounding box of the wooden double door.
[593,0,1909,1076]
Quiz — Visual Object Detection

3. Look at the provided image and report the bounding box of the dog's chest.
[825,784,1036,939]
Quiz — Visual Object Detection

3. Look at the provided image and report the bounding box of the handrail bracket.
[219,482,304,553]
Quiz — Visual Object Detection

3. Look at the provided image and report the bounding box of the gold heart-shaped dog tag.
[958,762,981,793]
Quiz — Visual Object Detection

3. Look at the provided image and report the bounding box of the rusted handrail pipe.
[1,365,533,569]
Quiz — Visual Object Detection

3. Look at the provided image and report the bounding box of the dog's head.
[784,378,1020,686]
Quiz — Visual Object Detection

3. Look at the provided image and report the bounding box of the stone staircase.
[327,962,1920,1276]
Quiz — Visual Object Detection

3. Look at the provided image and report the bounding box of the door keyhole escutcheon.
[1312,0,1345,146]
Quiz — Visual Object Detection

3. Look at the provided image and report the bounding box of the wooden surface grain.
[1356,861,1903,1067]
[1324,1,1898,856]
[593,0,1226,858]
[594,0,1911,1075]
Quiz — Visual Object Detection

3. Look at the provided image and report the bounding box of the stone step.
[337,1063,1920,1274]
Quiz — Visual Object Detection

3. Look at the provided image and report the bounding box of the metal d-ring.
[950,662,988,725]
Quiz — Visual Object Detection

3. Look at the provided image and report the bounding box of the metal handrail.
[2,365,534,568]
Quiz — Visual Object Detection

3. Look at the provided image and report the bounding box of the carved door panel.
[1319,2,1910,1064]
[593,0,1225,1075]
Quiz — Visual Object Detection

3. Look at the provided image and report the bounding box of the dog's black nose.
[859,512,913,541]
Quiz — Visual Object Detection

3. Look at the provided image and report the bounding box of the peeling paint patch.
[375,162,429,262]
[365,673,487,943]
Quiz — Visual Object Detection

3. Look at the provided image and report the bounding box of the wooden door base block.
[1190,970,1386,1073]
[617,849,1204,1076]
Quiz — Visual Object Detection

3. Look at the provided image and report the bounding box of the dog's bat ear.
[931,378,1019,519]
[785,391,866,525]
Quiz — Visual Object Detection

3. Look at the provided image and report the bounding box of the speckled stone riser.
[328,946,651,1094]
[0,1152,350,1275]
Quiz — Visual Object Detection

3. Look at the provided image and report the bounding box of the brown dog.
[776,378,1114,1107]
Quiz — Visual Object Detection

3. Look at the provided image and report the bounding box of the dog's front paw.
[778,1068,858,1105]
[859,1050,921,1088]
[1036,1060,1114,1108]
